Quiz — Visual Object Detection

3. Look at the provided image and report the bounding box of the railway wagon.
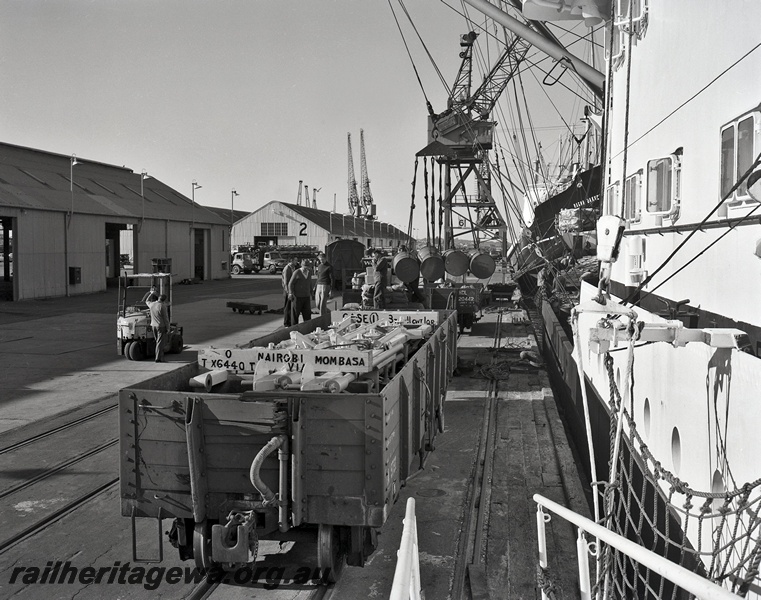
[119,309,457,581]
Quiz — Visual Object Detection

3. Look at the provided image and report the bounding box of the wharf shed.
[0,142,231,301]
[232,201,411,252]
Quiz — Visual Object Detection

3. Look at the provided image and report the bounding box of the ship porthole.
[643,397,651,438]
[671,427,682,475]
[711,470,725,511]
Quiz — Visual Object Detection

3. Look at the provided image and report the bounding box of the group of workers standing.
[281,252,334,327]
[281,248,389,327]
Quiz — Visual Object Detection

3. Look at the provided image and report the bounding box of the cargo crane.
[359,129,376,219]
[347,133,361,217]
[418,29,535,253]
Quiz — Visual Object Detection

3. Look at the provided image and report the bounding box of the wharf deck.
[333,305,592,599]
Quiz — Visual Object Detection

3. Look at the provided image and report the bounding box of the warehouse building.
[0,142,231,301]
[232,201,411,253]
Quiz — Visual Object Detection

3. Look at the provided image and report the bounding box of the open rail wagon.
[119,309,457,582]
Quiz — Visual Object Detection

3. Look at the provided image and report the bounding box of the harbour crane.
[347,133,361,217]
[359,129,377,219]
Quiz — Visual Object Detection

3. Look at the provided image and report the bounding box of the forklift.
[116,272,184,360]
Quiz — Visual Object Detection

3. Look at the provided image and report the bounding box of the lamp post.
[139,170,149,232]
[191,180,202,230]
[230,189,238,252]
[68,154,79,224]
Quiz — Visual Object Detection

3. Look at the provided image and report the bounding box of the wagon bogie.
[120,309,457,575]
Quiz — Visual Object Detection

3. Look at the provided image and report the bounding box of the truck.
[233,245,319,274]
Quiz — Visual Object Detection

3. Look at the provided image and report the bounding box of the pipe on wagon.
[249,435,288,509]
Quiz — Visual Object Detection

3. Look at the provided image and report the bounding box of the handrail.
[389,498,422,600]
[533,494,742,600]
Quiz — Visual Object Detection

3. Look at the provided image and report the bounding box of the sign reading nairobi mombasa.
[198,347,373,373]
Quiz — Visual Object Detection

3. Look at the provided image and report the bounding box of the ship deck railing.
[534,494,742,600]
[389,498,422,600]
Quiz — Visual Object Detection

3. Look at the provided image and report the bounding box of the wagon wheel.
[317,524,345,583]
[193,521,213,570]
[128,341,144,361]
[231,307,237,312]
[124,341,134,360]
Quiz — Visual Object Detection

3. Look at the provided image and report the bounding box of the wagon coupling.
[210,511,258,567]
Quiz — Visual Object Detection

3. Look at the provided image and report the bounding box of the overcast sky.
[0,0,593,236]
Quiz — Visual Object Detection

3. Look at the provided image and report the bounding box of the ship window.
[623,170,642,223]
[261,222,287,236]
[721,112,760,203]
[646,155,681,216]
[604,181,620,216]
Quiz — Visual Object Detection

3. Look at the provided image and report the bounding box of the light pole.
[139,170,149,232]
[191,180,202,230]
[68,154,79,225]
[230,189,238,252]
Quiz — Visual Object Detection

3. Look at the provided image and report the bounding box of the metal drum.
[442,248,469,277]
[418,245,445,281]
[392,251,420,284]
[468,249,496,279]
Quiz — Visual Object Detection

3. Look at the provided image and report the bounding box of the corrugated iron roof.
[271,201,411,241]
[0,142,228,225]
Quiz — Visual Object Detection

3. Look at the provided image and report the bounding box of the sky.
[0,0,596,238]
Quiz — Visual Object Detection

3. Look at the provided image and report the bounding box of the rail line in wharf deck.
[0,404,120,555]
[451,309,504,599]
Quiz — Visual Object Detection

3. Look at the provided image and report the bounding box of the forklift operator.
[147,294,170,363]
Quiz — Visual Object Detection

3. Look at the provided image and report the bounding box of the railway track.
[0,403,120,555]
[451,309,504,598]
[0,404,117,455]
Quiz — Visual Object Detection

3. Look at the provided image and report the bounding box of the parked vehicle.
[230,252,259,275]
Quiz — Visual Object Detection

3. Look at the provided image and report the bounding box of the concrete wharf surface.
[0,275,592,599]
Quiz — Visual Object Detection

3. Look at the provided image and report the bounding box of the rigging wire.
[407,157,419,239]
[612,40,761,159]
[395,0,452,98]
[386,0,437,112]
[622,151,761,306]
[617,6,635,220]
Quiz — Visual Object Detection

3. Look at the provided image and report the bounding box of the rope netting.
[591,352,761,599]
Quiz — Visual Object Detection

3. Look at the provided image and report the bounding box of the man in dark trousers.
[147,293,170,362]
[371,249,388,309]
[281,256,300,327]
[288,262,314,325]
[314,252,333,316]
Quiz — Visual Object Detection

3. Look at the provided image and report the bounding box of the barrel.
[392,251,420,284]
[418,245,445,281]
[468,249,496,279]
[442,249,469,277]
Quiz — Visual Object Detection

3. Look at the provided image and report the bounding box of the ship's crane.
[312,187,320,209]
[304,185,310,208]
[359,129,376,219]
[296,180,304,206]
[347,133,361,217]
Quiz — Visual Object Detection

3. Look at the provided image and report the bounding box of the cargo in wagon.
[119,309,457,582]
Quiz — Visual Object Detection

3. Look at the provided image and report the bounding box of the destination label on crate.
[331,310,440,327]
[198,347,374,373]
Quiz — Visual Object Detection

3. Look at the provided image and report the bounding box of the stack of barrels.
[391,245,495,283]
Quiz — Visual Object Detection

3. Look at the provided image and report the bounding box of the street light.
[191,180,201,230]
[68,154,79,225]
[230,189,239,252]
[139,170,150,232]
